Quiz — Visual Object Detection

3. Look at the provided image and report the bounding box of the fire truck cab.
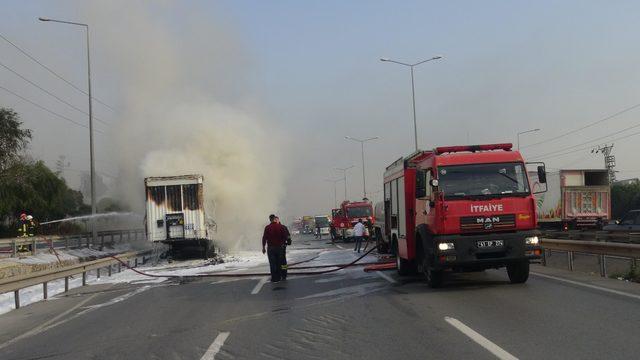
[331,201,374,241]
[383,143,545,287]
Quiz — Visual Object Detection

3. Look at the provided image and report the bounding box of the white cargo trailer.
[144,174,214,257]
[529,169,610,229]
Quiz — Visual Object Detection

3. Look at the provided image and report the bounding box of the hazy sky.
[3,1,640,219]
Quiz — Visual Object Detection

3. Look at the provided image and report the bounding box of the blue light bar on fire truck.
[434,143,513,155]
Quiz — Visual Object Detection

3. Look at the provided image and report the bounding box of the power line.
[527,121,640,160]
[522,102,640,149]
[0,32,116,112]
[0,84,105,134]
[0,60,110,126]
[64,167,117,179]
[529,129,640,161]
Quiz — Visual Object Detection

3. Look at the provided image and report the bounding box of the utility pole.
[592,144,616,183]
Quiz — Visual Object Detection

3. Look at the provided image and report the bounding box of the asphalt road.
[1,234,639,360]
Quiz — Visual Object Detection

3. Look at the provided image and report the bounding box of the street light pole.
[324,179,342,208]
[335,166,354,201]
[345,136,379,199]
[517,128,540,150]
[39,17,97,245]
[380,56,442,151]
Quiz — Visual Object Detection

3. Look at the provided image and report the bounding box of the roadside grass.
[609,264,640,283]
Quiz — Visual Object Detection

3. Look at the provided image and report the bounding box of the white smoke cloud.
[80,2,286,250]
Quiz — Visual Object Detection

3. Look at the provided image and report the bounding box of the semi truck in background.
[290,218,303,235]
[377,143,544,287]
[331,200,374,241]
[529,169,610,229]
[301,216,315,234]
[314,215,331,236]
[144,174,215,258]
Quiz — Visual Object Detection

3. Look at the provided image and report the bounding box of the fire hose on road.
[108,245,392,279]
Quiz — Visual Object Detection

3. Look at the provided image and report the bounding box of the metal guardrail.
[541,238,640,277]
[541,230,640,243]
[0,250,152,309]
[0,229,145,257]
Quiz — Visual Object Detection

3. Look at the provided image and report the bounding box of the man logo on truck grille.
[461,214,515,232]
[477,217,500,230]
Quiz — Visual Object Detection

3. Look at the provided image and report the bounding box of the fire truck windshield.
[438,162,530,199]
[346,206,372,218]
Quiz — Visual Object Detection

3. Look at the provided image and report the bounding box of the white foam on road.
[531,272,640,301]
[200,331,230,360]
[445,317,518,360]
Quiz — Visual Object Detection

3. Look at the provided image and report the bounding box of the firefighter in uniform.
[276,216,291,280]
[262,214,288,282]
[17,213,33,252]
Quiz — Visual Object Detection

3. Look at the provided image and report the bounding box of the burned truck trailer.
[144,174,214,258]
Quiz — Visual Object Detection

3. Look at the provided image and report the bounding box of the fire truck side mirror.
[537,166,547,184]
[415,169,427,198]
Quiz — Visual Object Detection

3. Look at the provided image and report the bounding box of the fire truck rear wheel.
[375,228,388,253]
[507,261,530,284]
[394,241,410,276]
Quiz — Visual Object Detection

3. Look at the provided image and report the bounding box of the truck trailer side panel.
[532,169,610,228]
[145,175,207,243]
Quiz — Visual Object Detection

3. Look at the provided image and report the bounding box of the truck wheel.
[375,228,389,253]
[422,257,443,288]
[396,254,411,276]
[507,261,530,284]
[394,241,410,276]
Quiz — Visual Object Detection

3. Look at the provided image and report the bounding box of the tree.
[611,182,640,219]
[0,160,89,221]
[0,108,32,172]
[0,108,91,236]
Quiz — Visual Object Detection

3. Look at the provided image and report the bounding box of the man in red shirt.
[262,214,288,282]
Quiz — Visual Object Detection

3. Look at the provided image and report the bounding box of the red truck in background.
[331,200,374,241]
[377,143,545,287]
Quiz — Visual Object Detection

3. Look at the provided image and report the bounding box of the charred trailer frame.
[144,175,214,258]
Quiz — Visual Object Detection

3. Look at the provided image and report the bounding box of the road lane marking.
[445,317,518,360]
[200,331,230,360]
[77,285,154,315]
[251,277,268,295]
[0,286,107,350]
[375,271,397,284]
[335,244,345,249]
[531,272,640,301]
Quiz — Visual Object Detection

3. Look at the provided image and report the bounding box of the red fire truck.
[331,200,374,241]
[380,143,545,287]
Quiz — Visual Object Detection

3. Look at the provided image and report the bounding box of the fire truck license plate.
[477,240,504,248]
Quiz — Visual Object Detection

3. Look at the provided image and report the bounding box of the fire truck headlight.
[525,236,539,245]
[438,242,455,251]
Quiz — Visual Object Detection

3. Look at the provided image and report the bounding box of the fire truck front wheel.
[507,260,530,284]
[420,256,443,288]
